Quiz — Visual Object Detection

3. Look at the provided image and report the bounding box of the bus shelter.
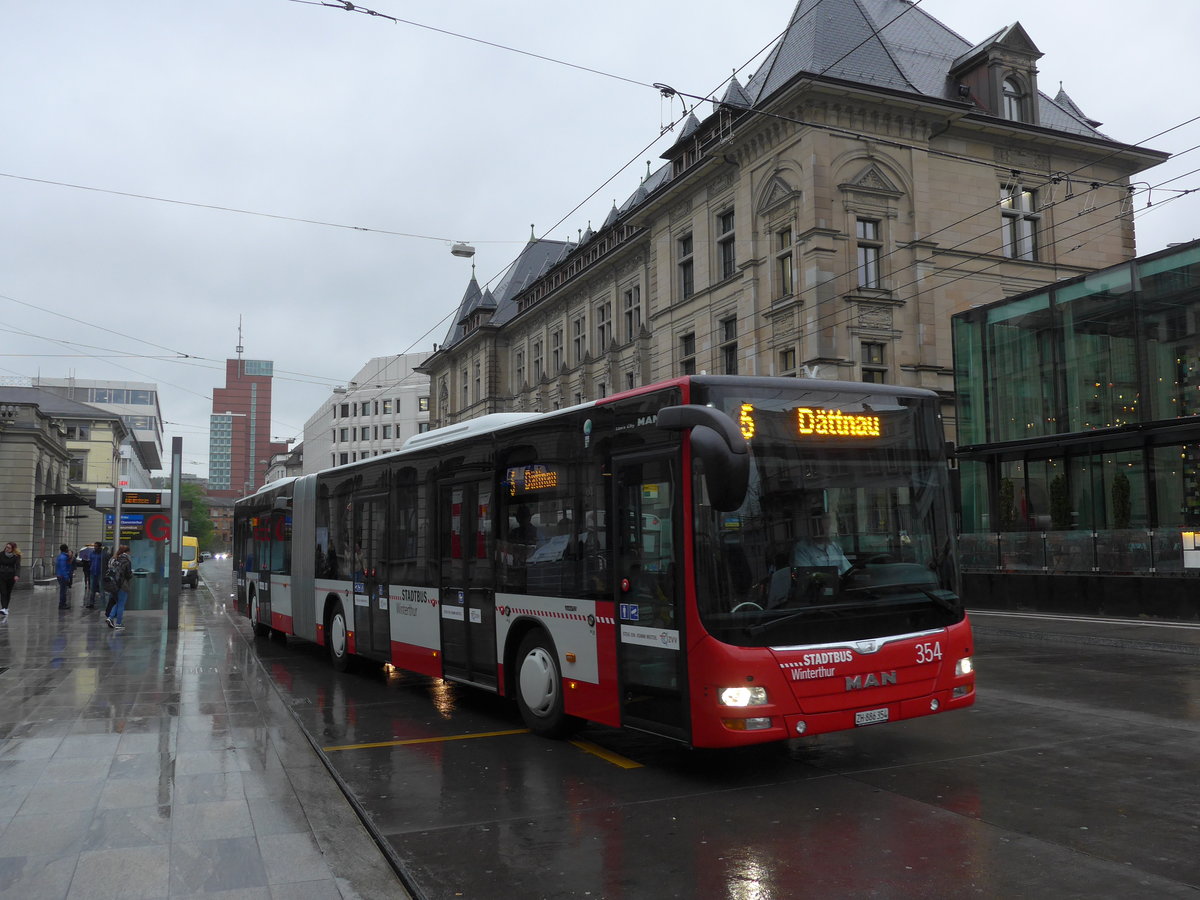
[99,490,174,611]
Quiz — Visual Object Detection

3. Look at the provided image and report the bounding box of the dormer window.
[1002,77,1025,122]
[950,23,1042,126]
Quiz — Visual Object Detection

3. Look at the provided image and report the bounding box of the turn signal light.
[722,717,772,731]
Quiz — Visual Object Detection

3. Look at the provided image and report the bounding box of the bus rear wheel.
[515,631,579,738]
[327,602,350,672]
[249,592,270,638]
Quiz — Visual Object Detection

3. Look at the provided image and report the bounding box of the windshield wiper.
[916,586,959,614]
[746,600,859,637]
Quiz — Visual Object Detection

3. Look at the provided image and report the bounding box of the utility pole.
[167,437,181,631]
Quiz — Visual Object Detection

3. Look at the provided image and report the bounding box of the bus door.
[249,513,270,623]
[352,495,390,657]
[255,509,291,629]
[438,479,498,688]
[613,452,687,740]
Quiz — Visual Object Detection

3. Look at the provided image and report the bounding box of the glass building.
[952,239,1200,618]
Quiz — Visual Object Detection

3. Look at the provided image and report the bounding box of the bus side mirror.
[656,405,749,511]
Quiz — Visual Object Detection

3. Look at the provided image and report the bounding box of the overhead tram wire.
[286,0,656,91]
[0,290,203,362]
[0,316,371,395]
[2,324,218,403]
[0,172,523,251]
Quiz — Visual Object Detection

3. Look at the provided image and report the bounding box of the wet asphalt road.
[208,562,1200,899]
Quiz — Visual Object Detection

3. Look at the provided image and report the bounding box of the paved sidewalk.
[0,578,407,899]
[968,607,1200,655]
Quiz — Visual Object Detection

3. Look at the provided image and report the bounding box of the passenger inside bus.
[511,505,541,545]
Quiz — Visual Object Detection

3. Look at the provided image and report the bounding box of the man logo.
[845,671,897,691]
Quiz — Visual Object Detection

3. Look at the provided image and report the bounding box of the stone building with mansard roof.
[419,0,1168,438]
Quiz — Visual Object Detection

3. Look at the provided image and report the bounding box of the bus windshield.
[691,382,962,648]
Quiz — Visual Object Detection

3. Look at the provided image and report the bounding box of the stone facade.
[421,2,1168,440]
[0,402,73,582]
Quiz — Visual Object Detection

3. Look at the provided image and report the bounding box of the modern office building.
[419,0,1167,439]
[208,356,289,499]
[301,353,430,474]
[32,377,162,487]
[953,238,1200,618]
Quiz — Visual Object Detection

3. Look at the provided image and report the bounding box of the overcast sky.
[3,0,1197,478]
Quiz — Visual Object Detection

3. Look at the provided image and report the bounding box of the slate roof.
[1054,86,1102,129]
[743,0,1106,139]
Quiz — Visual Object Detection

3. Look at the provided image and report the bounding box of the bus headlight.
[956,656,974,677]
[718,686,768,707]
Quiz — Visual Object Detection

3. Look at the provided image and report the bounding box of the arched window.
[1002,77,1025,122]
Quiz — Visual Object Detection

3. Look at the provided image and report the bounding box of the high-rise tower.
[208,328,288,498]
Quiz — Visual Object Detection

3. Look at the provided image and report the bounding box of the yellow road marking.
[569,738,643,769]
[323,728,529,752]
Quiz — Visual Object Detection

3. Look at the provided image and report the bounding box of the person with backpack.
[104,545,133,630]
[55,544,74,610]
[86,542,110,610]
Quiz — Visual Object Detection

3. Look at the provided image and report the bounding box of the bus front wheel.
[515,631,579,738]
[327,603,350,672]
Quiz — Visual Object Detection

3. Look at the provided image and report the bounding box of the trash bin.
[127,568,155,610]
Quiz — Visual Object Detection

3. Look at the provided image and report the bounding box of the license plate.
[855,707,889,726]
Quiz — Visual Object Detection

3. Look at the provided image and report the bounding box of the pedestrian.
[86,541,110,610]
[0,542,20,618]
[104,544,133,630]
[78,543,93,594]
[55,543,74,610]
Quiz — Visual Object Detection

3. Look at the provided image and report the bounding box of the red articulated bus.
[234,376,974,748]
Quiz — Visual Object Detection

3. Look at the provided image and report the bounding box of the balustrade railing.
[959,529,1191,577]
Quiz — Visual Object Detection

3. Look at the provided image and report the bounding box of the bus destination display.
[738,404,883,440]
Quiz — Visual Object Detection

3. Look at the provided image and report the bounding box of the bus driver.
[790,509,851,573]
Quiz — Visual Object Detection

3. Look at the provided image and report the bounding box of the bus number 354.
[916,642,943,663]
